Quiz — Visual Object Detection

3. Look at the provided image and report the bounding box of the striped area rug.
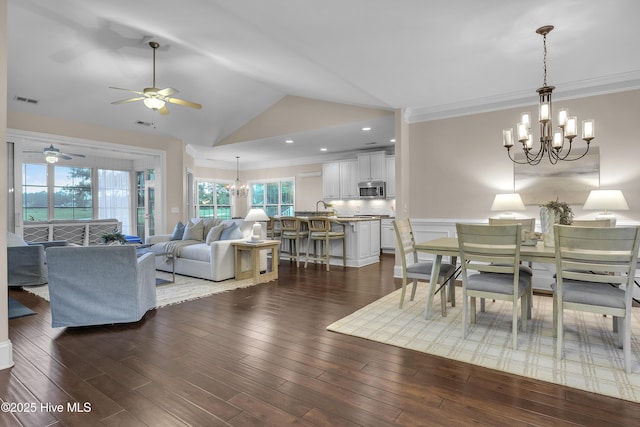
[327,282,640,403]
[24,272,257,308]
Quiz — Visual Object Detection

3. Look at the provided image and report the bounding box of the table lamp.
[244,208,269,242]
[490,193,525,218]
[582,190,629,226]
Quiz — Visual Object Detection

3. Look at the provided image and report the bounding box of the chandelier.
[229,156,248,197]
[502,25,595,165]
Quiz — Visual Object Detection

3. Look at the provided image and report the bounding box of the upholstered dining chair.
[304,217,346,271]
[552,224,640,373]
[456,223,532,349]
[279,217,308,267]
[393,218,456,314]
[488,217,535,316]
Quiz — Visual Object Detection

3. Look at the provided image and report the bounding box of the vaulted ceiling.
[7,0,640,169]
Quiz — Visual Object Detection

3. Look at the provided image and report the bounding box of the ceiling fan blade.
[111,97,145,105]
[22,150,44,154]
[166,97,202,109]
[66,153,86,158]
[158,87,178,97]
[109,87,144,95]
[59,154,72,160]
[158,105,170,115]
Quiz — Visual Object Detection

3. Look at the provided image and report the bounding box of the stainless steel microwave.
[358,181,386,199]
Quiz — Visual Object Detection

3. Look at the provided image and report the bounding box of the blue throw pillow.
[171,221,185,240]
[220,223,243,240]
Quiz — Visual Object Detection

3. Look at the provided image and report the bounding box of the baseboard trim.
[0,340,14,370]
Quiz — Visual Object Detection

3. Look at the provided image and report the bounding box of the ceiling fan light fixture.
[143,97,165,110]
[45,155,59,164]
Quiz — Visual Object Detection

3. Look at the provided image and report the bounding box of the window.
[53,166,92,219]
[250,178,294,217]
[22,164,48,221]
[196,180,231,219]
[22,163,132,232]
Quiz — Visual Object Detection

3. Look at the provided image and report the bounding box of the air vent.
[135,120,153,127]
[364,141,377,145]
[14,96,39,104]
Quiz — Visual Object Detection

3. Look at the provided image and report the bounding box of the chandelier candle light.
[502,25,595,165]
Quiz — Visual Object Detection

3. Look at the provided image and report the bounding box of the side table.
[231,240,281,284]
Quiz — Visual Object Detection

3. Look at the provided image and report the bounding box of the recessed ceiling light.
[362,127,371,131]
[285,139,294,144]
[320,148,327,152]
[390,138,396,143]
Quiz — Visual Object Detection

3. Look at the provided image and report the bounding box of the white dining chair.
[393,218,456,314]
[553,224,640,373]
[456,223,531,349]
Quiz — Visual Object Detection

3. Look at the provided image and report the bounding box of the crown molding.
[406,70,640,124]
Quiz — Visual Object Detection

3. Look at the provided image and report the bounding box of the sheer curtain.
[97,169,131,234]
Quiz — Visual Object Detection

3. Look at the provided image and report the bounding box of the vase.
[540,207,559,247]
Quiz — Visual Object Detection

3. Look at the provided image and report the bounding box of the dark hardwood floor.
[3,254,640,426]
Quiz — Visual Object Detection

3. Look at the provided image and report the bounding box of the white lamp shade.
[244,208,269,222]
[490,193,526,212]
[583,190,629,211]
[245,208,269,242]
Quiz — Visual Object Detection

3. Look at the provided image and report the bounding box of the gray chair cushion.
[406,262,456,279]
[468,272,531,296]
[551,281,625,309]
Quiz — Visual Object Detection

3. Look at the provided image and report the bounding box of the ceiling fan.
[23,144,86,164]
[109,41,202,115]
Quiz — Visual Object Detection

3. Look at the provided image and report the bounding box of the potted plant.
[101,228,128,245]
[540,198,573,246]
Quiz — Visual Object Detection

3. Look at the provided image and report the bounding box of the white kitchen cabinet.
[357,151,386,182]
[385,155,396,198]
[322,162,340,199]
[339,160,359,199]
[380,218,396,253]
[327,219,380,267]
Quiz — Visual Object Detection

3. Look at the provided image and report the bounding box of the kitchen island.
[283,215,381,268]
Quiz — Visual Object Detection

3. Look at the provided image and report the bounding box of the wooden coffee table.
[231,240,280,284]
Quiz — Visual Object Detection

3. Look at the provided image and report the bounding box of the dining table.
[414,237,556,319]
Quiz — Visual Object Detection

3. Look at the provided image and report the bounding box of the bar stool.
[304,217,346,271]
[279,217,308,267]
[266,217,281,240]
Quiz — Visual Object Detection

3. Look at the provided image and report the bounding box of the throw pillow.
[202,218,222,239]
[220,222,243,240]
[182,219,204,241]
[205,223,227,245]
[171,221,185,240]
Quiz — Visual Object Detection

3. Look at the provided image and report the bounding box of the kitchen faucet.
[316,200,328,211]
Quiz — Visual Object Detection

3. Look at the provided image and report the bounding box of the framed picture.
[514,147,599,205]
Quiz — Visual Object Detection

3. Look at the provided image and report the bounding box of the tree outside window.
[250,178,294,217]
[197,181,231,219]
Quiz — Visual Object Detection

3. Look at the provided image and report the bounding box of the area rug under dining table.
[24,271,257,308]
[327,282,640,403]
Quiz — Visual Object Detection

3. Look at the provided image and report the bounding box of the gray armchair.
[46,245,157,327]
[7,231,68,287]
[8,244,47,286]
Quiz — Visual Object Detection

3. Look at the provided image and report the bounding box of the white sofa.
[145,219,267,282]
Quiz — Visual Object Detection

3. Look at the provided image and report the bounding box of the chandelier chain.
[542,33,548,87]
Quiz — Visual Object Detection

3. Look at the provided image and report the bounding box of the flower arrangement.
[541,198,574,225]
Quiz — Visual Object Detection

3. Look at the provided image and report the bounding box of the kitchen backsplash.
[327,199,396,217]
